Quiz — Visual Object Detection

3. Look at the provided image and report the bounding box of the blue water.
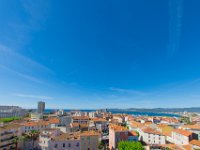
[45,109,180,117]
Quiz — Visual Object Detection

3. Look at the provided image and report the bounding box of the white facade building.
[171,129,193,145]
[140,128,166,145]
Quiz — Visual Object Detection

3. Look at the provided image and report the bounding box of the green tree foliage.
[0,117,21,123]
[13,135,27,150]
[118,141,144,150]
[25,130,40,150]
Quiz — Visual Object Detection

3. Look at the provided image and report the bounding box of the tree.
[13,135,27,150]
[98,141,104,149]
[25,130,39,150]
[118,141,144,150]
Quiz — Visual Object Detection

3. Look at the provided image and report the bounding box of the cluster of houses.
[1,109,200,150]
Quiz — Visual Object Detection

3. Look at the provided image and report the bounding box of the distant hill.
[108,107,200,113]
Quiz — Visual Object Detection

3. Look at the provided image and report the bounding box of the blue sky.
[0,0,200,109]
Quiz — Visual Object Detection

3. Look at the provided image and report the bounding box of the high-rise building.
[38,101,45,114]
[0,106,27,118]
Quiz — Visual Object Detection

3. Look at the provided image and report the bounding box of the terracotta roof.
[162,144,192,150]
[48,118,59,124]
[142,127,164,135]
[23,120,51,127]
[71,123,80,127]
[80,124,89,128]
[128,131,138,136]
[73,116,89,120]
[172,129,192,137]
[79,131,100,137]
[37,121,49,126]
[161,117,179,123]
[144,122,153,125]
[90,118,107,122]
[109,124,128,132]
[180,125,200,130]
[190,140,200,147]
[23,122,38,127]
[52,133,79,141]
[0,123,22,131]
[129,121,144,128]
[182,145,192,150]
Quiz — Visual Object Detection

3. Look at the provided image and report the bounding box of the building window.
[76,143,79,147]
[55,144,57,148]
[63,143,65,147]
[68,143,71,147]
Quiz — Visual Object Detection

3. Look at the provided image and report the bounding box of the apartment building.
[21,121,50,133]
[0,124,22,150]
[79,131,100,150]
[0,106,27,118]
[171,129,193,145]
[179,124,200,139]
[109,124,129,150]
[58,115,72,126]
[113,115,125,124]
[90,118,108,132]
[140,127,166,145]
[37,101,45,114]
[127,121,144,132]
[72,116,89,124]
[39,129,80,150]
[30,113,43,121]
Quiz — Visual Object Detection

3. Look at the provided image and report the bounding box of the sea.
[44,109,180,117]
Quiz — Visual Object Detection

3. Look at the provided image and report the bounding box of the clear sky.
[0,0,200,109]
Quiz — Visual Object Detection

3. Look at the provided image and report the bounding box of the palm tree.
[26,130,39,150]
[13,135,27,150]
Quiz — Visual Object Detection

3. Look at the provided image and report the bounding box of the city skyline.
[1,0,200,109]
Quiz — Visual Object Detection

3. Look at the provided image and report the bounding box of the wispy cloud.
[109,87,151,96]
[13,93,53,100]
[0,44,53,73]
[0,44,53,85]
[168,0,183,57]
[0,64,46,84]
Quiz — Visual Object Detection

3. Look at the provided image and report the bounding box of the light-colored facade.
[39,129,80,150]
[39,130,99,150]
[90,118,108,132]
[58,115,72,126]
[171,129,193,145]
[109,124,129,150]
[113,115,125,124]
[79,131,100,150]
[179,125,200,140]
[21,121,50,133]
[140,128,166,145]
[30,113,43,121]
[0,124,22,150]
[0,106,27,118]
[72,116,89,124]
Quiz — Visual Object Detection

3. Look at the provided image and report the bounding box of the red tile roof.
[190,140,200,147]
[172,129,192,137]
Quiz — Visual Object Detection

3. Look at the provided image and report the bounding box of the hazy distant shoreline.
[42,109,180,117]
